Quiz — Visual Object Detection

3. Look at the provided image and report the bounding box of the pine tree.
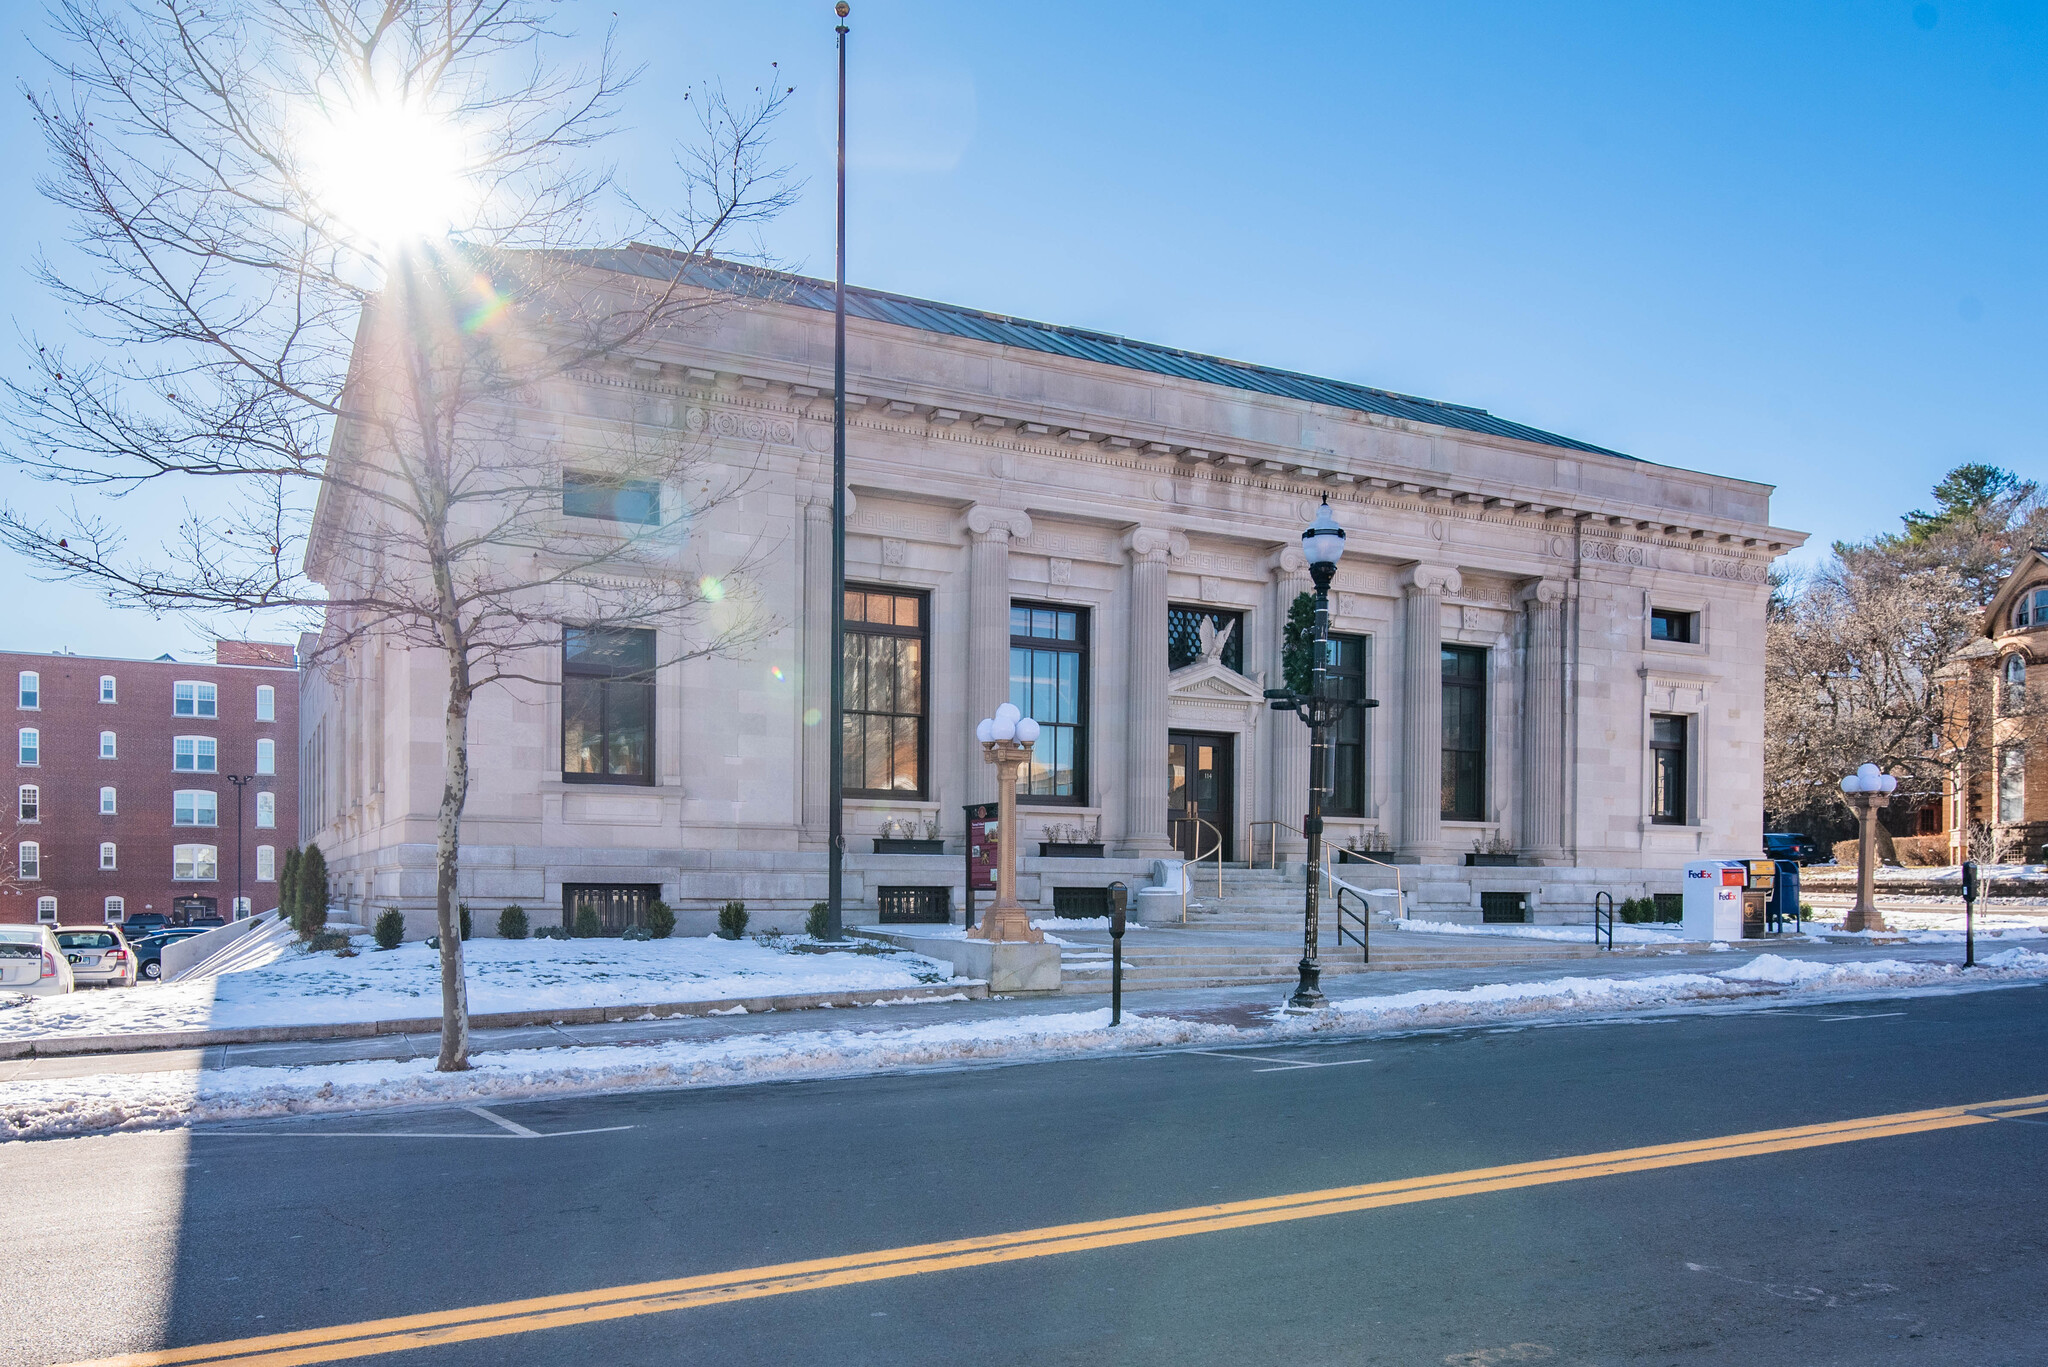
[278,846,302,926]
[296,843,329,940]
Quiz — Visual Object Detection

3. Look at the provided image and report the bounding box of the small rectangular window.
[100,786,117,815]
[173,681,218,718]
[173,844,218,881]
[17,785,37,822]
[19,841,39,879]
[563,470,662,525]
[36,895,56,922]
[99,842,117,871]
[100,731,117,759]
[256,737,276,775]
[255,684,276,721]
[174,736,218,773]
[105,896,125,923]
[19,728,39,766]
[99,675,117,703]
[18,671,39,709]
[255,791,276,828]
[1650,609,1696,644]
[1650,713,1689,824]
[174,790,219,826]
[256,845,276,881]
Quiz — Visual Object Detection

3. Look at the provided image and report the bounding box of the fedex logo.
[1686,868,1714,879]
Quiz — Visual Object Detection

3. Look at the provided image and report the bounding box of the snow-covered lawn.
[1802,909,2048,944]
[0,935,966,1042]
[7,949,2045,1140]
[1394,917,1683,945]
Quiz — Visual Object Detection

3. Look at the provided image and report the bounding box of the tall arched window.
[2003,654,2028,714]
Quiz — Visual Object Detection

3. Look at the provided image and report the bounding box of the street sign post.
[1962,859,1979,969]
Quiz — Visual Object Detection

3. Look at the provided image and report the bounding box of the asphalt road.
[9,982,2046,1367]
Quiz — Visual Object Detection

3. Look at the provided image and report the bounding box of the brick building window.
[256,792,275,828]
[257,846,276,881]
[100,787,116,815]
[19,728,38,766]
[256,684,275,721]
[1998,746,2025,825]
[173,844,218,881]
[19,841,38,879]
[104,896,124,922]
[18,671,38,709]
[174,736,218,773]
[17,785,36,822]
[256,738,276,775]
[101,731,116,759]
[173,681,217,718]
[99,675,116,703]
[36,896,55,922]
[99,842,117,871]
[174,790,219,826]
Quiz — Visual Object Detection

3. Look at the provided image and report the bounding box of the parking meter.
[1107,881,1128,1026]
[1961,860,1978,968]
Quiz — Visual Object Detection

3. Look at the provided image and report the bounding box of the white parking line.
[1818,1012,1908,1022]
[465,1104,541,1137]
[1185,1049,1375,1072]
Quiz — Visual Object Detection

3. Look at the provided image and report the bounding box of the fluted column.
[1267,547,1312,862]
[1517,579,1566,864]
[1121,527,1181,856]
[1398,564,1460,860]
[800,498,833,838]
[965,506,1032,804]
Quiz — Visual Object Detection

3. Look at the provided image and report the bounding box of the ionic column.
[800,498,833,837]
[1267,547,1312,862]
[1516,579,1566,864]
[1120,527,1181,856]
[965,506,1032,804]
[1398,564,1460,860]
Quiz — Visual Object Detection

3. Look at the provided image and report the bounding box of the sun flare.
[303,97,474,247]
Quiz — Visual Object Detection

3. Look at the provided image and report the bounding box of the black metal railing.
[1592,891,1615,950]
[1333,882,1371,964]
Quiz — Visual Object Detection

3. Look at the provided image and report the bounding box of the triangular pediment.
[1168,658,1265,701]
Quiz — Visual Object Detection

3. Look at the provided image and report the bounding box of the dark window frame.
[1327,633,1371,818]
[1441,645,1487,822]
[1649,608,1697,644]
[561,626,658,786]
[1649,712,1689,825]
[843,587,931,801]
[1168,604,1245,674]
[1010,601,1090,806]
[562,470,662,526]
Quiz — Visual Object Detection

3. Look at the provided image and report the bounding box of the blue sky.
[1,0,2042,659]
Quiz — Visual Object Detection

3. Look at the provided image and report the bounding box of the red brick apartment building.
[6,642,299,926]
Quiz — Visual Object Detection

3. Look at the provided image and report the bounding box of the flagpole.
[826,1,851,940]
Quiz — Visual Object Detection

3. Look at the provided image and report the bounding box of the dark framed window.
[1010,603,1088,803]
[563,883,661,935]
[844,588,927,798]
[1441,645,1486,822]
[562,627,656,784]
[1168,605,1244,673]
[1480,891,1527,924]
[1650,608,1696,643]
[1650,713,1688,824]
[1327,634,1371,817]
[563,471,661,525]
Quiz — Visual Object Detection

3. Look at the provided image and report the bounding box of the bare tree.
[0,0,795,1069]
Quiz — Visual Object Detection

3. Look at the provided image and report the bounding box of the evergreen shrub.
[574,905,601,938]
[646,900,676,939]
[373,908,405,950]
[717,901,749,940]
[498,905,529,940]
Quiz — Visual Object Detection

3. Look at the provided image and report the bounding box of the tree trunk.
[435,657,474,1072]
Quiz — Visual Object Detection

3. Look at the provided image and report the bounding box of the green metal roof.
[572,248,1634,461]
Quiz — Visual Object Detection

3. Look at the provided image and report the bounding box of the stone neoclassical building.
[299,253,1806,936]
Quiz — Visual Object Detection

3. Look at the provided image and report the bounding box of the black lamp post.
[823,1,852,941]
[1264,498,1373,1009]
[225,774,253,919]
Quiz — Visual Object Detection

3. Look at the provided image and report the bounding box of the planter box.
[1466,853,1520,867]
[872,838,944,855]
[1038,842,1105,858]
[1338,850,1418,865]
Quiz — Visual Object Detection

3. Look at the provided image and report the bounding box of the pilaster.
[1398,563,1460,860]
[1266,546,1312,861]
[800,497,833,838]
[965,505,1032,804]
[1120,526,1183,856]
[1516,578,1567,864]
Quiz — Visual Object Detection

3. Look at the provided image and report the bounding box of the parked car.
[130,928,210,982]
[1763,832,1826,865]
[120,913,169,940]
[0,925,75,996]
[56,926,136,988]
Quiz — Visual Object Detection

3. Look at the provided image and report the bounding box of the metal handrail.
[1592,890,1615,950]
[1170,813,1225,922]
[1332,882,1371,964]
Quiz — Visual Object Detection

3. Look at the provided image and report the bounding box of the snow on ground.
[1802,909,2048,944]
[0,935,966,1041]
[8,950,2047,1140]
[1028,917,1147,932]
[1394,917,1683,945]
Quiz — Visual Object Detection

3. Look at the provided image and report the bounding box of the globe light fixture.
[1302,498,1347,568]
[970,704,1045,945]
[1838,762,1897,932]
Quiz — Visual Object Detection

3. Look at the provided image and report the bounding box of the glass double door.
[1168,730,1233,863]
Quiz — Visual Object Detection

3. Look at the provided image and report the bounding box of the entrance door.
[1168,731,1234,863]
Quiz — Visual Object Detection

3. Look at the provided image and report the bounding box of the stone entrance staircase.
[1056,865,1608,993]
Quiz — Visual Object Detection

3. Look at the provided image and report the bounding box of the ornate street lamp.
[1839,762,1898,933]
[1265,498,1375,1008]
[968,703,1045,945]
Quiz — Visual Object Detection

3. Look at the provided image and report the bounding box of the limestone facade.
[299,263,1805,936]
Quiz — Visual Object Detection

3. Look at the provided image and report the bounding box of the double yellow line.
[65,1092,2048,1367]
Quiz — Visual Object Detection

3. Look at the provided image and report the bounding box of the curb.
[0,981,989,1060]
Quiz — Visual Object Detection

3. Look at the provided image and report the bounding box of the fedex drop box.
[1682,861,1747,942]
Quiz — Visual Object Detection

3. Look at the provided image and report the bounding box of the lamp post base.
[966,899,1045,944]
[1286,958,1325,1010]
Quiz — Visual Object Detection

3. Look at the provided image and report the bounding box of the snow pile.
[1028,918,1146,932]
[0,935,965,1042]
[1395,917,1681,945]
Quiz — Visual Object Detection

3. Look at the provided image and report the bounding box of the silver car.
[56,925,136,988]
[0,925,76,996]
